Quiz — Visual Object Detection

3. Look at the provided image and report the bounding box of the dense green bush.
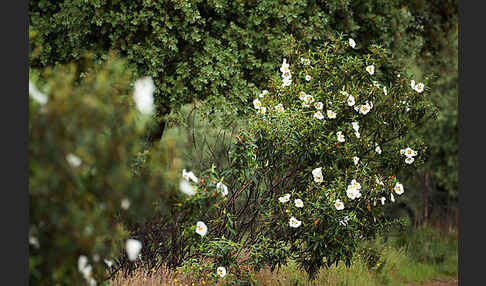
[29,56,184,285]
[29,0,425,143]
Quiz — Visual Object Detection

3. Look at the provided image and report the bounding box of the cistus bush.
[135,37,437,284]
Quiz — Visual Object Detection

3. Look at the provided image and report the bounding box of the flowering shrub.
[163,36,437,283]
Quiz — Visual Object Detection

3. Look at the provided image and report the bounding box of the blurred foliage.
[29,55,185,285]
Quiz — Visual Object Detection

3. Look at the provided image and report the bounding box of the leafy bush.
[29,55,183,285]
[29,0,425,142]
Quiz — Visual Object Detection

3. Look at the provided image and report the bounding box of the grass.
[109,225,457,286]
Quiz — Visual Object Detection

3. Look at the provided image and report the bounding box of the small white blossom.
[351,121,360,132]
[299,91,307,101]
[253,99,262,109]
[275,104,285,113]
[29,80,48,105]
[393,182,404,195]
[133,77,155,115]
[216,182,229,196]
[217,266,227,278]
[282,77,292,87]
[353,156,360,165]
[314,111,324,120]
[375,145,382,154]
[390,192,395,203]
[289,216,302,228]
[259,90,269,98]
[327,110,336,119]
[347,185,360,200]
[126,239,142,261]
[376,177,384,186]
[405,156,415,164]
[104,259,114,268]
[415,82,424,93]
[404,147,417,157]
[195,221,208,237]
[359,103,371,115]
[355,131,361,139]
[411,80,416,89]
[182,169,199,183]
[66,153,82,167]
[380,197,386,205]
[383,86,388,95]
[121,198,131,210]
[279,193,291,203]
[29,235,40,249]
[280,58,290,73]
[348,38,356,48]
[347,95,355,106]
[180,179,196,196]
[305,74,312,81]
[366,65,375,75]
[336,131,345,143]
[295,199,304,208]
[334,199,345,210]
[300,57,311,65]
[314,102,323,110]
[312,167,323,183]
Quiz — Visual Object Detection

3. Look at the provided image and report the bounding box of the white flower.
[300,57,311,65]
[354,105,360,112]
[78,255,89,273]
[196,221,208,236]
[400,149,406,155]
[279,193,291,203]
[314,111,324,120]
[104,259,114,268]
[299,91,307,101]
[295,199,304,208]
[353,156,360,165]
[349,38,356,48]
[314,102,323,110]
[393,182,404,195]
[414,82,424,93]
[180,179,196,196]
[275,104,285,113]
[405,156,415,164]
[303,94,315,106]
[380,197,386,205]
[29,81,48,105]
[66,153,82,167]
[376,177,384,186]
[336,131,345,143]
[29,235,40,249]
[216,182,229,196]
[359,103,371,115]
[347,95,355,106]
[375,145,382,154]
[259,90,269,98]
[347,185,360,200]
[282,77,292,87]
[312,167,323,183]
[257,106,267,114]
[289,216,302,228]
[133,77,155,115]
[253,99,262,109]
[126,239,142,261]
[397,74,401,78]
[383,86,388,95]
[339,216,349,226]
[355,131,361,139]
[280,58,290,73]
[327,110,336,119]
[282,70,292,79]
[404,147,417,157]
[217,266,227,278]
[121,198,131,210]
[351,121,360,132]
[350,179,361,190]
[182,169,199,183]
[334,199,345,210]
[366,65,375,75]
[411,80,416,89]
[390,192,395,203]
[305,74,312,81]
